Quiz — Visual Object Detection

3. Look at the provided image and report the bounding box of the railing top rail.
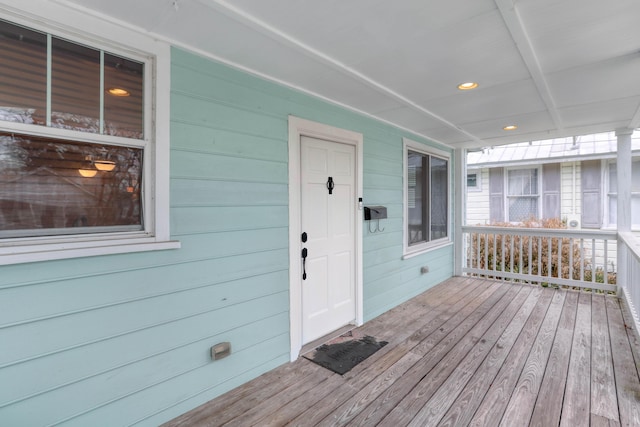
[461,225,617,240]
[618,231,640,261]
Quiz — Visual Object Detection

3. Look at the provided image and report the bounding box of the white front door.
[300,135,356,343]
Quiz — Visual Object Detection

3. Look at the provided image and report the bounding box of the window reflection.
[0,132,143,237]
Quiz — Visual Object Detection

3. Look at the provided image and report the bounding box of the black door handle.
[327,176,334,195]
[301,248,308,280]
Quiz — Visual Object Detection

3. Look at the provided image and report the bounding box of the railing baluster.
[492,233,497,273]
[484,233,489,277]
[510,234,515,278]
[580,239,584,281]
[558,239,563,280]
[569,237,574,281]
[604,238,608,285]
[528,236,532,276]
[548,237,552,279]
[538,236,542,280]
[519,235,524,278]
[592,238,596,284]
[501,233,505,274]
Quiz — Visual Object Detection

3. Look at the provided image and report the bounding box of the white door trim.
[288,116,364,361]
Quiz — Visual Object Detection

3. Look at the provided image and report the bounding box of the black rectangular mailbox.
[364,206,387,221]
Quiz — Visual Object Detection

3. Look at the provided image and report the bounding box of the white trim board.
[288,116,364,361]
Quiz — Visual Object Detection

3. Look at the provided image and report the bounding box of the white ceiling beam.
[198,0,485,146]
[495,0,563,131]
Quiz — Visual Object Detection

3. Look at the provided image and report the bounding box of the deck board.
[162,277,640,427]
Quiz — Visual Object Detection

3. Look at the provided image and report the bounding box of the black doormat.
[303,331,388,375]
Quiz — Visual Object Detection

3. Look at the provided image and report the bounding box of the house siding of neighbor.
[466,136,640,272]
[0,44,454,426]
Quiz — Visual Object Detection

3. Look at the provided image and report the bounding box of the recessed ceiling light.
[107,87,130,97]
[457,82,479,90]
[503,125,518,131]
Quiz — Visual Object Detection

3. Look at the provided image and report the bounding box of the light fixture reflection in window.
[107,87,130,97]
[78,168,98,178]
[94,160,116,171]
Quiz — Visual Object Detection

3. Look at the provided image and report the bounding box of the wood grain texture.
[161,279,640,427]
[438,286,543,427]
[606,296,640,427]
[560,291,592,427]
[469,288,555,427]
[499,289,567,427]
[529,289,579,427]
[591,294,619,421]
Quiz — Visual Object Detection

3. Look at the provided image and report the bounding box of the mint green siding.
[0,47,453,426]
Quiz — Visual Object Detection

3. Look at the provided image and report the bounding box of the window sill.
[0,237,181,265]
[402,240,453,260]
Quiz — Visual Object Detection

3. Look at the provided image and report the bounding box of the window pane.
[467,173,477,188]
[609,195,617,225]
[509,197,538,222]
[104,53,144,139]
[0,20,47,125]
[51,37,100,133]
[431,156,448,240]
[408,150,427,245]
[609,163,617,193]
[0,131,143,237]
[508,168,537,196]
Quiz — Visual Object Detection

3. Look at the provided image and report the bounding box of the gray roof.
[468,130,640,168]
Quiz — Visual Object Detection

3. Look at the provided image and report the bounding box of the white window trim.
[402,138,451,258]
[0,3,180,265]
[504,165,541,223]
[604,158,640,230]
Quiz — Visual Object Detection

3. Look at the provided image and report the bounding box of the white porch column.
[616,128,633,296]
[454,148,465,276]
[616,128,633,232]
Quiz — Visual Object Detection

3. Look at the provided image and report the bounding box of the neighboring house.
[466,132,640,230]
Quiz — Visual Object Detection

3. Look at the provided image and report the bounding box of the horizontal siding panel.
[364,173,403,190]
[171,93,286,141]
[3,332,290,427]
[0,260,288,333]
[362,189,402,205]
[171,150,287,183]
[0,228,287,290]
[364,155,401,176]
[1,306,289,410]
[171,179,288,207]
[63,334,290,427]
[0,251,288,366]
[170,121,286,162]
[364,254,453,320]
[171,206,288,235]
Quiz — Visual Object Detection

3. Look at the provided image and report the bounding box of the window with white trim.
[506,167,539,222]
[0,17,177,264]
[606,159,640,228]
[466,171,481,191]
[403,139,450,255]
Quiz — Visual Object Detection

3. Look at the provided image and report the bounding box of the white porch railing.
[618,231,640,332]
[461,225,618,293]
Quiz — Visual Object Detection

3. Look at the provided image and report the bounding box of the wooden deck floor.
[164,277,640,426]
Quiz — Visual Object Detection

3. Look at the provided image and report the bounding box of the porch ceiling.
[64,0,640,149]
